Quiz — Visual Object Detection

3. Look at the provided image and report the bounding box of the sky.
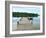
[12,7,42,15]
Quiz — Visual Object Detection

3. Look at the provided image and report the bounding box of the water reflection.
[12,17,40,25]
[12,17,40,30]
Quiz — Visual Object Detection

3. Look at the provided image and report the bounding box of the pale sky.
[12,7,42,15]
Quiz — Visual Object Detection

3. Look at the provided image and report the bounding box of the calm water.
[12,17,40,30]
[12,17,40,24]
[32,16,40,29]
[12,17,21,23]
[33,16,40,24]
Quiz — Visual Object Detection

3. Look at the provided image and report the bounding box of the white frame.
[10,4,43,34]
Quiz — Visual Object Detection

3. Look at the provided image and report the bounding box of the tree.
[12,12,39,17]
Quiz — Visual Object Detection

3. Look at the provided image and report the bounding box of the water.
[33,16,40,24]
[12,17,40,25]
[12,17,21,23]
[32,16,40,29]
[12,17,21,30]
[12,17,40,30]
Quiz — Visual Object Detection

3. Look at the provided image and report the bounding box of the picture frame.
[5,1,45,37]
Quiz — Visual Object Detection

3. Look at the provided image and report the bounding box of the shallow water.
[32,16,40,29]
[12,17,40,30]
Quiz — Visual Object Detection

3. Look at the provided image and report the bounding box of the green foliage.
[12,12,39,17]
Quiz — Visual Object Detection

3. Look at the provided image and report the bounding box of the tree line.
[12,12,39,17]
